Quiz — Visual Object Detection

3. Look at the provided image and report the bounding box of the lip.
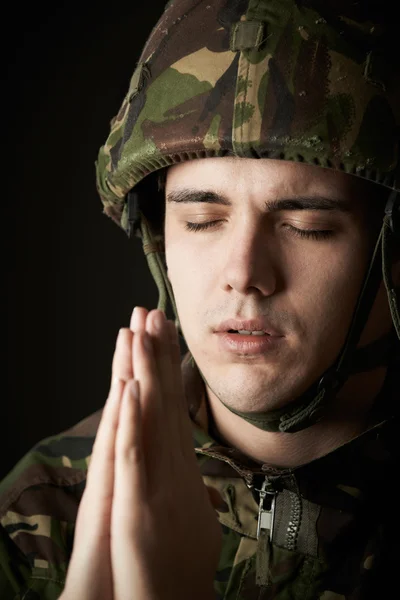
[214,318,283,337]
[213,318,284,356]
[215,331,283,355]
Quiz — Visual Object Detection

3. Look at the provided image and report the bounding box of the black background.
[4,2,167,479]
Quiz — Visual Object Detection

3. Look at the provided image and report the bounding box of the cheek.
[284,239,369,340]
[166,249,212,347]
[165,235,211,314]
[165,217,217,281]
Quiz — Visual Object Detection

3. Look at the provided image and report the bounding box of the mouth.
[214,330,283,356]
[214,318,283,338]
[226,329,271,336]
[213,317,284,355]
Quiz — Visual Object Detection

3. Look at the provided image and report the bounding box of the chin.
[212,367,320,412]
[196,349,321,404]
[210,380,287,412]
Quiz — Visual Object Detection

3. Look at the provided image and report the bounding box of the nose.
[221,219,278,297]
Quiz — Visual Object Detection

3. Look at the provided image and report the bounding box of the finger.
[86,378,124,493]
[130,307,148,387]
[112,379,146,522]
[63,382,123,599]
[166,319,187,416]
[147,312,186,451]
[77,378,124,537]
[133,329,164,476]
[130,305,148,332]
[146,312,192,474]
[111,380,147,600]
[146,310,175,414]
[133,329,161,415]
[111,327,133,383]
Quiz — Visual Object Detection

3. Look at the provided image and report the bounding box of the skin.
[61,158,398,598]
[61,308,221,600]
[164,157,397,467]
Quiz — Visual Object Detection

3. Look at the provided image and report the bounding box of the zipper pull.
[255,477,276,587]
[256,479,276,539]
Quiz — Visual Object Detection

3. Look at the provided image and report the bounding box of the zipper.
[248,475,277,587]
[286,490,301,551]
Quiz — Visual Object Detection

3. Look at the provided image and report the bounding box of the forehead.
[165,157,376,206]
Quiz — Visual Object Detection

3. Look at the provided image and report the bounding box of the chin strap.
[129,190,399,434]
[127,191,179,320]
[382,190,400,338]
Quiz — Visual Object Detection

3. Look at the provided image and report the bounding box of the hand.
[60,307,221,600]
[112,307,221,599]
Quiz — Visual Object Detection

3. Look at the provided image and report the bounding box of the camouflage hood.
[96,0,399,232]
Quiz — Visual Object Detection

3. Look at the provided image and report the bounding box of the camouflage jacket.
[0,354,397,600]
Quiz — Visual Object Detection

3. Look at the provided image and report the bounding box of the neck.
[206,367,387,468]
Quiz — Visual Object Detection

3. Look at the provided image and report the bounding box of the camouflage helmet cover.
[95,0,399,433]
[96,0,399,233]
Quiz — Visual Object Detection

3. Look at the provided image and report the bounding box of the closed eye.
[185,220,333,240]
[283,224,333,240]
[185,220,222,232]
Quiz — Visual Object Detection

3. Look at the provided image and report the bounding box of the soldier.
[1,1,399,599]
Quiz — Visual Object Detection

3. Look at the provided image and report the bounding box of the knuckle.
[117,441,142,465]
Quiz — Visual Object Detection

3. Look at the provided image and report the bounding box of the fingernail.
[131,306,139,331]
[154,311,165,332]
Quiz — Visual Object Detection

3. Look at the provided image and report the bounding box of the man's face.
[164,158,379,413]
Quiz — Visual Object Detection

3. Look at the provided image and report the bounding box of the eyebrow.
[167,190,231,205]
[166,189,351,212]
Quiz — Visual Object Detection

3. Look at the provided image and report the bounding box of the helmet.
[96,0,399,432]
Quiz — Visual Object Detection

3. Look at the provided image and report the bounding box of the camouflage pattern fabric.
[96,0,399,233]
[0,354,397,599]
